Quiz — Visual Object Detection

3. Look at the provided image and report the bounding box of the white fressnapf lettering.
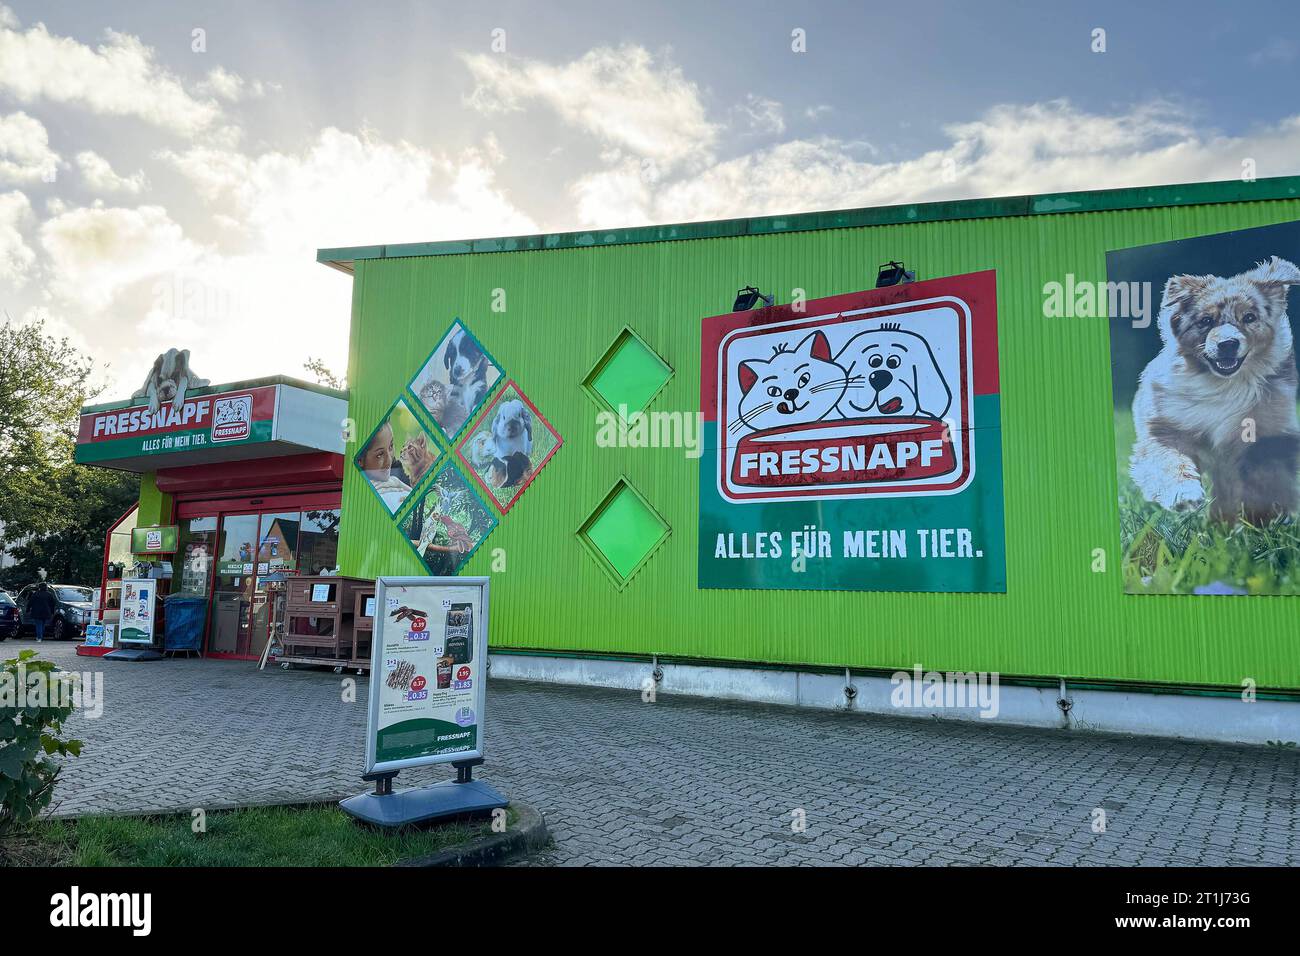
[737,439,944,478]
[91,399,212,438]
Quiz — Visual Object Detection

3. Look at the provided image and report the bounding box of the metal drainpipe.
[844,668,858,709]
[1057,677,1073,729]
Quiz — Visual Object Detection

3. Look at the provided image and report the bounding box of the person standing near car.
[27,582,56,642]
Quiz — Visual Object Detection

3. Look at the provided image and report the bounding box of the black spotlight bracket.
[876,261,917,288]
[733,286,775,311]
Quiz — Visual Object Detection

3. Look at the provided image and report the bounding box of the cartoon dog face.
[834,323,952,419]
[1159,256,1300,380]
[444,329,487,387]
[491,399,533,458]
[733,331,847,433]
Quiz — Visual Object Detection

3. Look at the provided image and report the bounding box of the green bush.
[0,649,82,835]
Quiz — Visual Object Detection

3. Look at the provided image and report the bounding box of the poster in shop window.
[698,270,1006,592]
[364,576,490,773]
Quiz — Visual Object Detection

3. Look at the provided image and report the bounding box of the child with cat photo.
[356,398,438,514]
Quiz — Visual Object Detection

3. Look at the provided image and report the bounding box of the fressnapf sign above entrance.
[75,376,348,472]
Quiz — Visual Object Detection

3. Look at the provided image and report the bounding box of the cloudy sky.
[1,0,1298,397]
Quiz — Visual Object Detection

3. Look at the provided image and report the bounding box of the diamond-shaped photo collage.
[457,381,563,514]
[352,318,562,575]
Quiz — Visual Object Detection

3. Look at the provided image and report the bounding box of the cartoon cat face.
[732,331,848,433]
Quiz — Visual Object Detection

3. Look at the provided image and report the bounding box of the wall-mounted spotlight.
[875,261,917,288]
[733,286,775,311]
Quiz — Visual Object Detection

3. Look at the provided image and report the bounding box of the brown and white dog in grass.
[1130,256,1300,524]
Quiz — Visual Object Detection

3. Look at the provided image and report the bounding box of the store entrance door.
[249,511,300,661]
[210,512,260,657]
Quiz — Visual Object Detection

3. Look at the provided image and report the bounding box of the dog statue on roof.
[133,348,210,413]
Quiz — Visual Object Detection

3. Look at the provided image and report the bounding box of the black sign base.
[340,770,508,827]
[103,648,165,662]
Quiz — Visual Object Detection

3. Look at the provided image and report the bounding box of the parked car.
[0,590,18,639]
[17,583,95,641]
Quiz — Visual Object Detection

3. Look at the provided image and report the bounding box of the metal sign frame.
[363,576,490,775]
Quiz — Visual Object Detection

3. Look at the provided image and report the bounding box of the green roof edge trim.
[81,374,348,415]
[317,175,1300,268]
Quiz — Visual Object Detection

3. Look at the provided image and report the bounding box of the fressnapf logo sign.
[210,394,252,442]
[717,296,974,503]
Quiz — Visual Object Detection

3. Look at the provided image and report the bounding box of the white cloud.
[0,8,222,134]
[196,66,268,102]
[0,111,59,183]
[14,21,1300,402]
[75,151,148,194]
[569,100,1300,227]
[736,95,785,135]
[39,203,201,310]
[0,189,35,286]
[161,127,536,250]
[92,127,539,390]
[463,45,717,167]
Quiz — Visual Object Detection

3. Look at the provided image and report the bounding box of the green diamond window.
[578,479,670,587]
[583,328,671,417]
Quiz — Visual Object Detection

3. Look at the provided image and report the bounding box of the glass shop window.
[297,509,341,575]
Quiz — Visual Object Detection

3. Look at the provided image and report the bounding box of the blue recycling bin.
[163,595,208,652]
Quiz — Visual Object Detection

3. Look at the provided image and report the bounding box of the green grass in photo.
[1114,408,1300,595]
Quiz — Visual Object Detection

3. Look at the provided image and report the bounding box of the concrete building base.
[486,651,1299,747]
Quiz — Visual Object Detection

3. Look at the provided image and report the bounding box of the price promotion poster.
[119,578,156,644]
[364,576,490,773]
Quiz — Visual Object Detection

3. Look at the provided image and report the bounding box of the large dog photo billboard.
[1108,220,1300,595]
[699,271,1006,592]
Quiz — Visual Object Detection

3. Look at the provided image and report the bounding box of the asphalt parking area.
[19,638,1300,866]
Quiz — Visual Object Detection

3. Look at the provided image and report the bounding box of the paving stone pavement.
[22,639,1300,866]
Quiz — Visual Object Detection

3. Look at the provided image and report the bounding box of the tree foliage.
[0,648,82,835]
[303,356,345,390]
[0,316,138,589]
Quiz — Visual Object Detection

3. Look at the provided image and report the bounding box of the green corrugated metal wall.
[337,195,1300,690]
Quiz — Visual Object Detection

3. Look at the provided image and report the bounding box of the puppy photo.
[133,347,209,413]
[1130,256,1300,524]
[409,320,501,440]
[456,383,562,512]
[444,327,489,392]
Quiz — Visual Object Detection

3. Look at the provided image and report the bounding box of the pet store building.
[75,377,348,659]
[78,175,1300,744]
[317,173,1300,745]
